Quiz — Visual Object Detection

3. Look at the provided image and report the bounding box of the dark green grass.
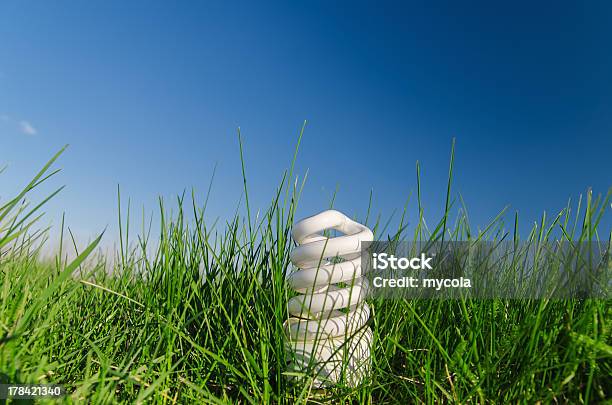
[1,139,610,403]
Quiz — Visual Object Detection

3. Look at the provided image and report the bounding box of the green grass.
[1,139,611,404]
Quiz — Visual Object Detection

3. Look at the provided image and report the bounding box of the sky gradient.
[1,1,611,249]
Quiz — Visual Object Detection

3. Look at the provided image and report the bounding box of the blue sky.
[1,1,611,248]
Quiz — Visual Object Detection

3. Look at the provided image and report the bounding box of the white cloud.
[19,120,37,135]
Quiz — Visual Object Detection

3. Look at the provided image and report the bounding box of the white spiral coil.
[285,210,373,387]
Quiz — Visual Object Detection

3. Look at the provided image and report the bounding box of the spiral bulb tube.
[285,210,373,387]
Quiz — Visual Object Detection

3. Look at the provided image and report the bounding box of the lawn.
[1,142,610,403]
